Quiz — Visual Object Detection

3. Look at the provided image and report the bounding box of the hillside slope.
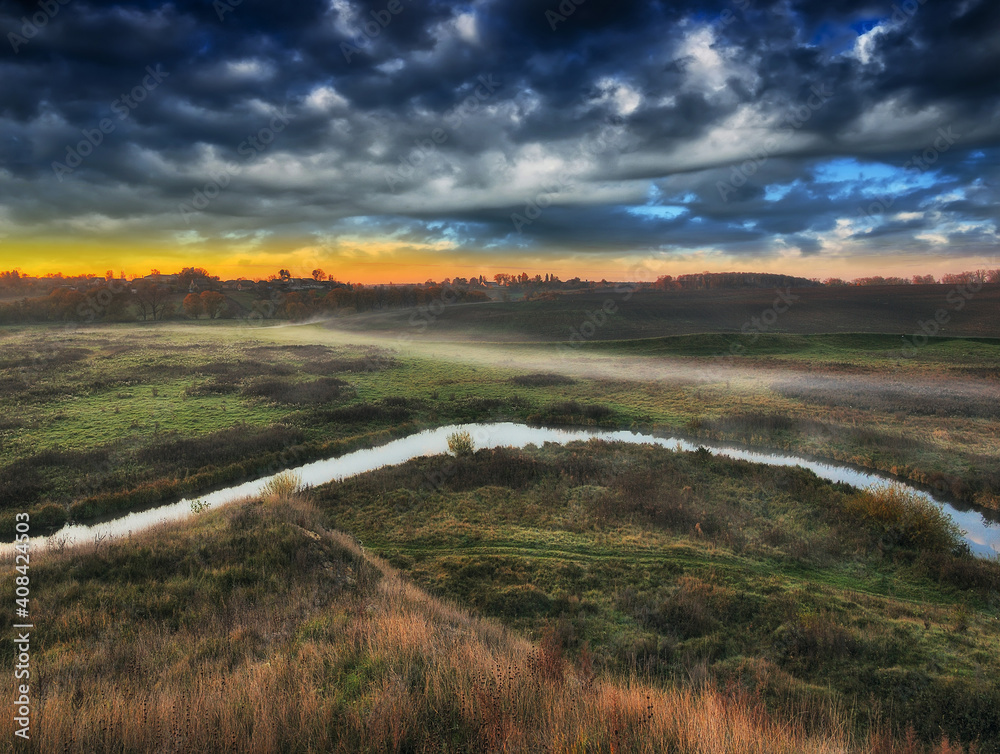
[0,486,919,753]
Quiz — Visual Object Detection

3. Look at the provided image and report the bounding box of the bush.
[241,377,347,405]
[542,401,614,421]
[316,402,410,424]
[447,431,475,457]
[843,485,963,553]
[261,472,303,501]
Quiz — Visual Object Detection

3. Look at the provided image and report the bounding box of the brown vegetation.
[0,489,973,753]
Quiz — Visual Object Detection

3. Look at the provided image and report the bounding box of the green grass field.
[2,321,998,534]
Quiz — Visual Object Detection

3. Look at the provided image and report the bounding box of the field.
[2,321,998,534]
[2,290,999,752]
[324,285,1000,341]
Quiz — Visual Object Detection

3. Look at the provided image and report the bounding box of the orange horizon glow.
[1,240,996,286]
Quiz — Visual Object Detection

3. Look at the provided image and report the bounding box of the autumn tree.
[183,293,203,319]
[199,290,226,319]
[179,267,212,289]
[311,269,326,281]
[134,281,170,321]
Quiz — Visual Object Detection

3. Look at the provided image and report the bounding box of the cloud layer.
[1,0,998,275]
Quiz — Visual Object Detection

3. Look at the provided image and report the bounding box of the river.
[7,423,998,558]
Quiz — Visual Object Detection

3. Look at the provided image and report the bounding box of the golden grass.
[0,497,973,753]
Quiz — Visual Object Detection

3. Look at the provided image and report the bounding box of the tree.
[183,293,203,319]
[278,269,291,282]
[311,269,326,281]
[200,290,226,319]
[179,267,212,289]
[134,281,170,321]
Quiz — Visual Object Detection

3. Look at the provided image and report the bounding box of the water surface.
[8,423,998,558]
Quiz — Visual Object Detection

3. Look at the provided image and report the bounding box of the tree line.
[1,266,998,325]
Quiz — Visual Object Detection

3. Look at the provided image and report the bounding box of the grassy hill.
[0,482,876,753]
[318,441,1000,751]
[4,447,997,751]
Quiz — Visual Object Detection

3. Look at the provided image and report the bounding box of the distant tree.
[0,270,23,290]
[179,267,212,289]
[134,281,169,321]
[912,274,937,285]
[278,269,291,282]
[105,270,114,282]
[311,269,326,281]
[988,269,1000,284]
[182,293,203,319]
[150,269,160,277]
[200,290,226,319]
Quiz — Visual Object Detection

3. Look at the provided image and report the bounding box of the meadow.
[1,321,998,536]
[1,309,998,752]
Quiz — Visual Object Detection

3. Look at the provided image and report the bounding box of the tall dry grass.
[0,492,974,753]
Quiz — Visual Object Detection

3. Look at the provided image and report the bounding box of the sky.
[0,0,998,283]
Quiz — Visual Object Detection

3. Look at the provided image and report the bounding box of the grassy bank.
[318,442,1000,750]
[0,486,898,753]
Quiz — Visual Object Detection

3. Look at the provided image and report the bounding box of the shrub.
[843,485,963,553]
[240,376,347,405]
[447,430,475,457]
[542,401,614,421]
[261,471,303,501]
[31,502,68,531]
[509,373,576,387]
[316,402,410,424]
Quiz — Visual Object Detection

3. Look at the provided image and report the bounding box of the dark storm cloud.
[0,0,997,261]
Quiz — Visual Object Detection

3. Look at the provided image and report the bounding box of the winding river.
[9,423,999,558]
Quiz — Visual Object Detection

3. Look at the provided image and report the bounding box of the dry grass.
[0,491,975,753]
[260,470,305,501]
